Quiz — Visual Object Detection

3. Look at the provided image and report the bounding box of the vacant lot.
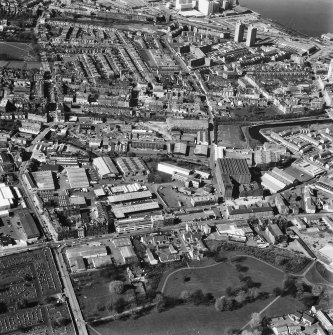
[216,124,248,148]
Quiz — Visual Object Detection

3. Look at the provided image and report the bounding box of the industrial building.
[217,173,233,200]
[265,224,284,244]
[216,158,251,184]
[115,157,149,176]
[215,158,251,199]
[0,183,14,210]
[131,141,165,151]
[157,162,191,176]
[108,190,152,204]
[292,159,325,177]
[239,182,263,199]
[227,205,274,220]
[261,167,297,194]
[18,211,40,242]
[93,156,119,179]
[190,195,217,207]
[115,217,154,233]
[119,245,138,264]
[112,201,160,219]
[66,244,108,272]
[194,144,208,156]
[31,170,55,191]
[197,130,209,145]
[66,168,90,189]
[174,142,187,155]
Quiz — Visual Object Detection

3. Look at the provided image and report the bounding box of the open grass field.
[216,124,248,148]
[72,268,144,322]
[163,257,284,299]
[0,42,39,61]
[92,302,276,335]
[92,257,304,335]
[305,262,333,286]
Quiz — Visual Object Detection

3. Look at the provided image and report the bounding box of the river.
[240,0,333,37]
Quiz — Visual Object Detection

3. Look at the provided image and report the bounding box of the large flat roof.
[66,168,89,189]
[108,190,152,204]
[112,201,160,219]
[18,211,40,239]
[32,170,55,191]
[93,156,119,177]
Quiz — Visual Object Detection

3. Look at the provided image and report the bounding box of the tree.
[214,296,227,312]
[180,290,191,302]
[273,287,282,297]
[249,312,261,330]
[114,297,126,314]
[248,288,259,301]
[235,290,247,305]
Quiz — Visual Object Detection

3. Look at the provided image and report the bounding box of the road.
[240,296,281,331]
[54,246,89,335]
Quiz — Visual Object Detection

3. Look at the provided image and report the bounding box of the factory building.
[174,142,187,155]
[215,158,251,199]
[227,205,274,220]
[115,157,149,176]
[93,156,119,179]
[115,217,154,233]
[112,201,160,219]
[30,170,56,192]
[197,130,209,145]
[66,168,90,189]
[190,195,217,207]
[18,211,40,242]
[216,158,251,185]
[261,167,297,194]
[131,141,165,151]
[108,190,152,204]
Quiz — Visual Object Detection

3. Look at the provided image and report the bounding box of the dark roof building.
[215,158,251,199]
[18,211,40,241]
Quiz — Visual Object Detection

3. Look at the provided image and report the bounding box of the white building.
[93,156,119,179]
[175,0,193,10]
[246,25,257,47]
[328,59,333,82]
[198,0,214,15]
[157,162,191,176]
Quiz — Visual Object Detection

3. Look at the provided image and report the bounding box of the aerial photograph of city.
[0,0,332,334]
